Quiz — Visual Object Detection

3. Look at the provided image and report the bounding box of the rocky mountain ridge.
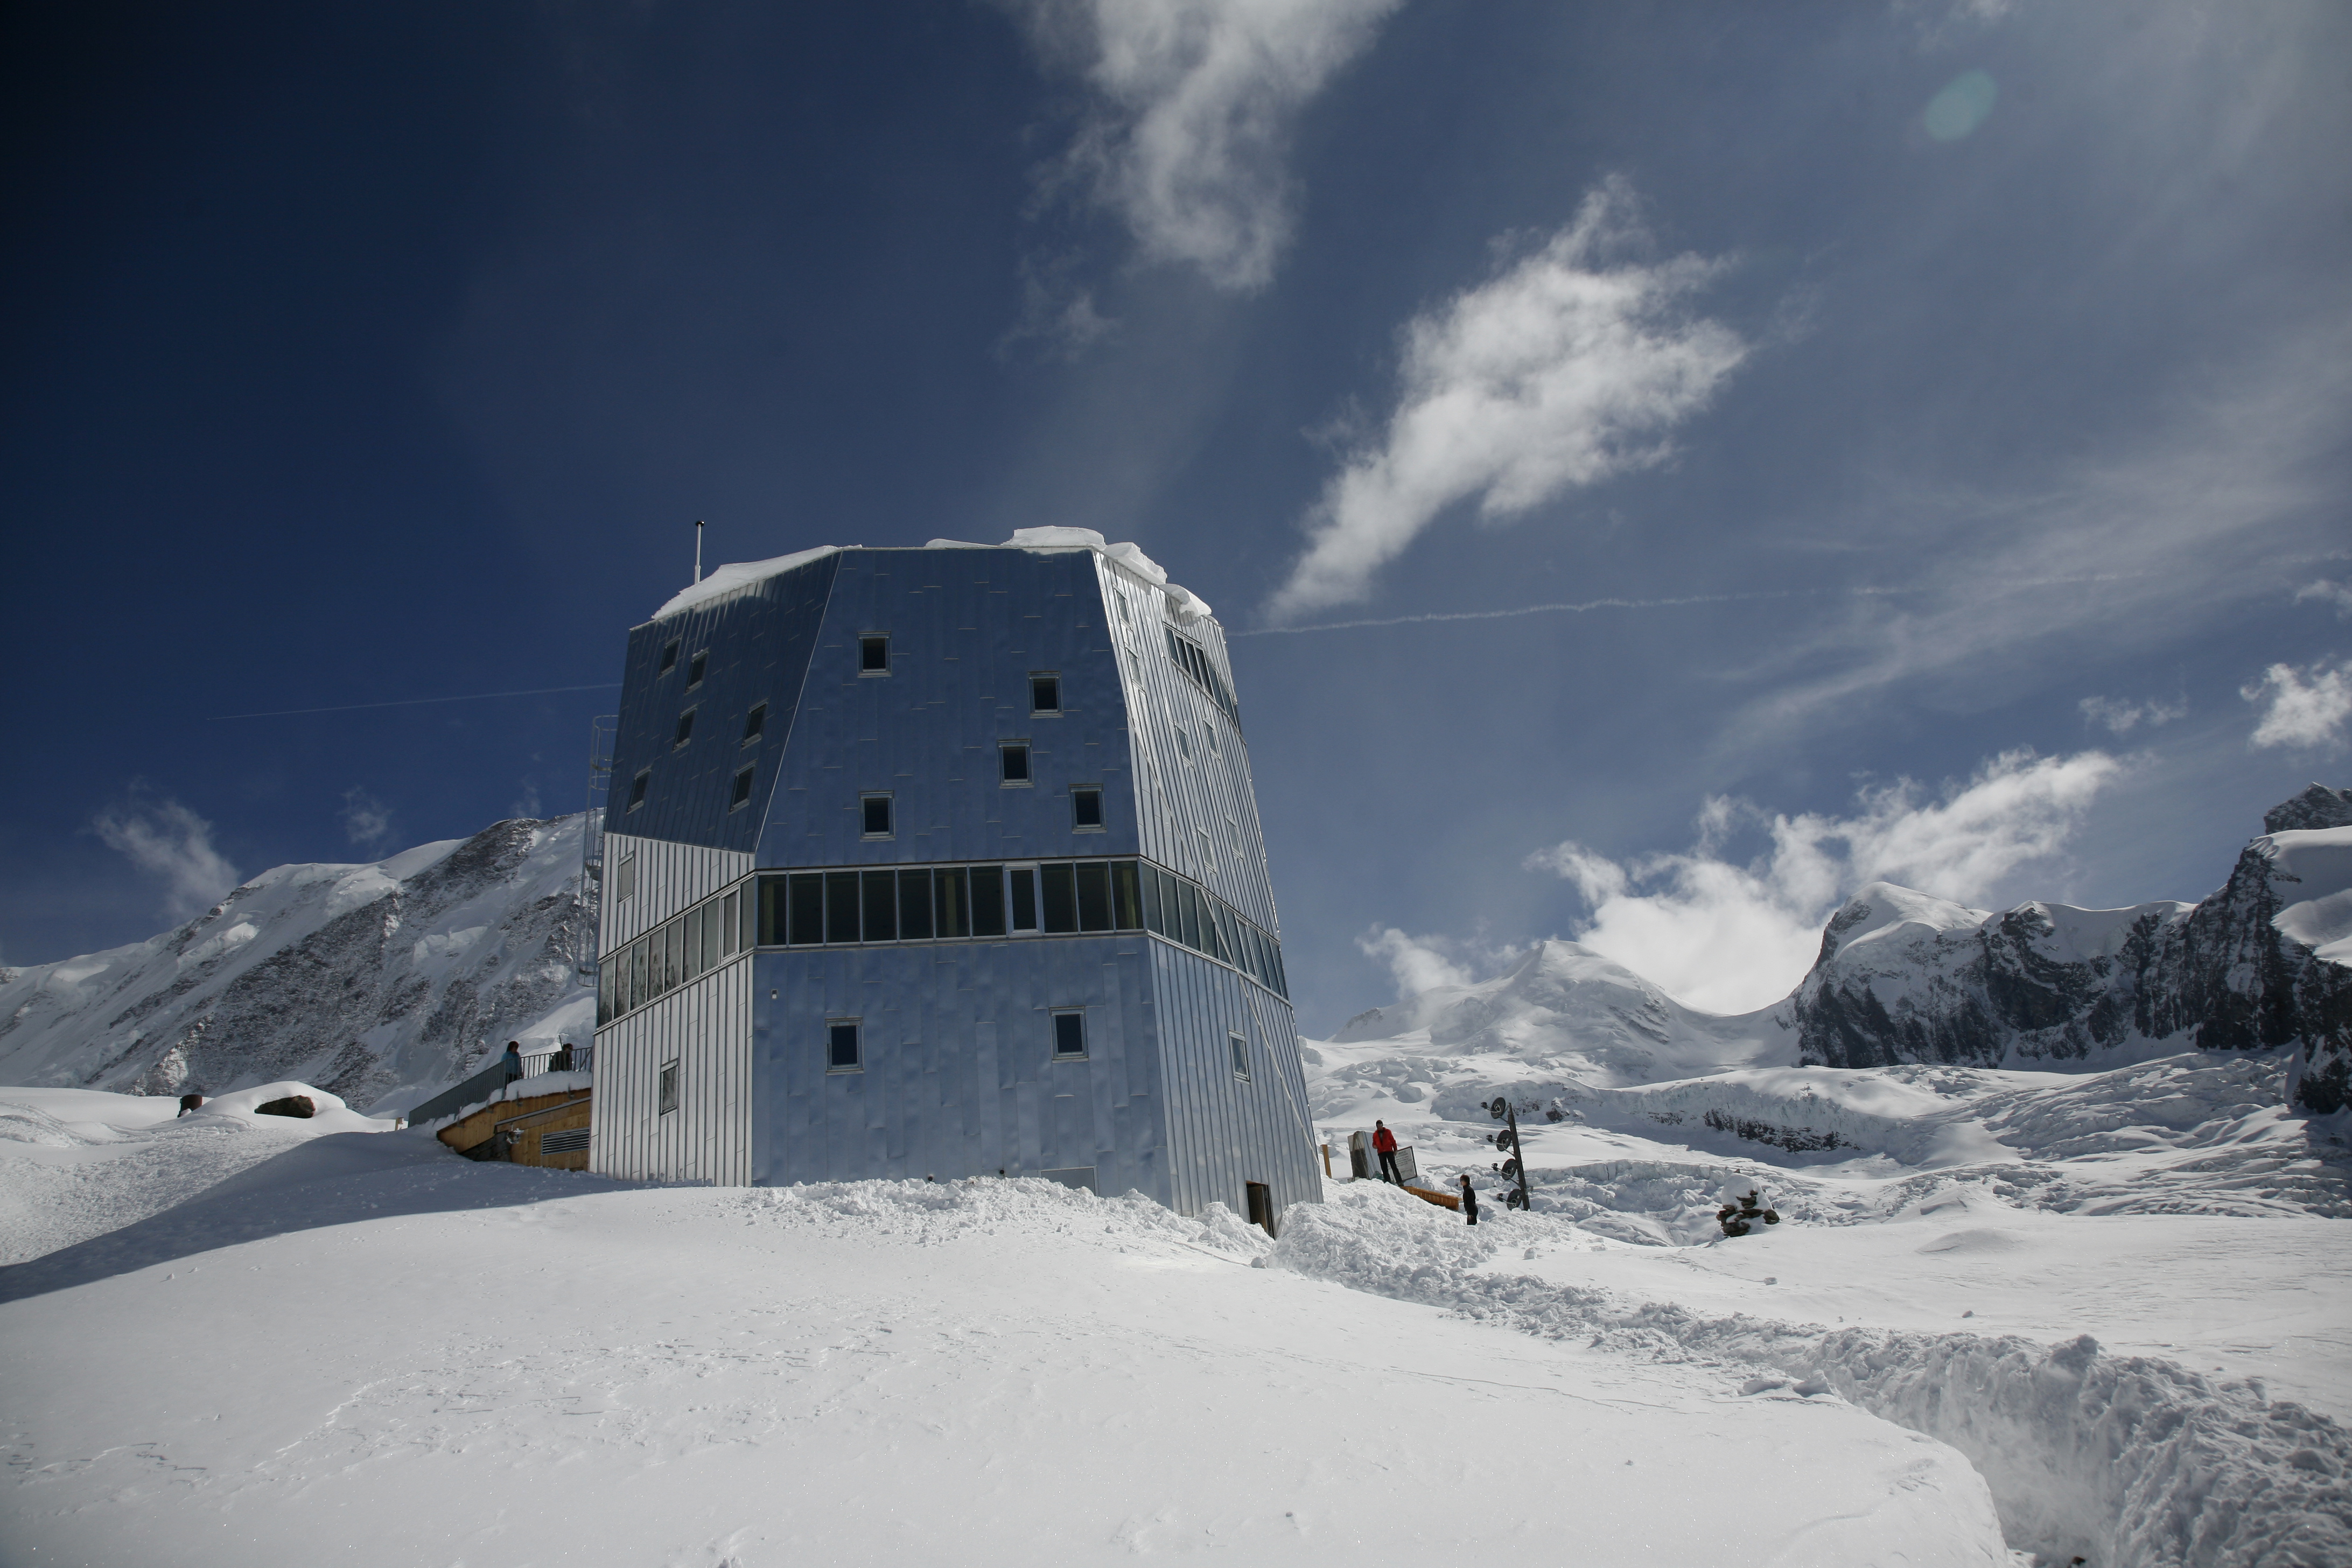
[0,816,592,1115]
[1787,785,2352,1112]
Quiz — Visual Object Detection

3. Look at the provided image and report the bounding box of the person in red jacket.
[1372,1121,1402,1185]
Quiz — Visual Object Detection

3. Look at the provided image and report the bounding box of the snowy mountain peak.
[2263,782,2352,835]
[1817,882,1991,963]
[0,816,592,1114]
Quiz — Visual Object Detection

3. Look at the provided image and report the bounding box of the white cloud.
[341,787,393,849]
[1355,925,1523,1000]
[92,792,242,923]
[2242,659,2352,751]
[1009,0,1404,292]
[1270,180,1747,617]
[1524,748,2124,1014]
[2077,694,2187,735]
[2294,579,2352,619]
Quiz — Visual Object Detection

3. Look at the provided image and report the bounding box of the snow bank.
[1265,1185,2352,1568]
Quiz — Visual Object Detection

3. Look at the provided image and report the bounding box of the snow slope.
[0,1100,2014,1568]
[0,816,591,1115]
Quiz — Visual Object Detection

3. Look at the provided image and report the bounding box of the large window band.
[596,857,1287,1027]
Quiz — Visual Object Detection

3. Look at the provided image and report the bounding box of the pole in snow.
[694,520,704,584]
[1488,1097,1533,1210]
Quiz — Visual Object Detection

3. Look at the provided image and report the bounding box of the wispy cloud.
[1270,179,1746,617]
[1524,748,2124,1013]
[1355,925,1525,1000]
[1719,331,2352,753]
[340,787,393,849]
[2243,659,2351,752]
[2295,579,2352,619]
[1006,0,1404,292]
[2078,693,2188,736]
[92,790,242,923]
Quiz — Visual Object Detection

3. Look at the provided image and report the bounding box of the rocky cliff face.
[1788,786,2352,1113]
[0,817,592,1114]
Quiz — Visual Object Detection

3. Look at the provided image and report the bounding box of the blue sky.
[4,1,2347,1031]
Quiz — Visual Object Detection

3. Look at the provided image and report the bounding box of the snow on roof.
[650,530,1212,624]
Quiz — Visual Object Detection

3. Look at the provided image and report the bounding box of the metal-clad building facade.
[590,542,1320,1223]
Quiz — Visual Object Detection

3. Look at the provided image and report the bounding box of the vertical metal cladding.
[591,542,1320,1222]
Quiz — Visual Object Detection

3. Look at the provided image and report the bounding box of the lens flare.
[1923,69,1999,142]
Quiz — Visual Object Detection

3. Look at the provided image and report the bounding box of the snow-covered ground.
[2,1091,2017,1568]
[4,1073,2348,1566]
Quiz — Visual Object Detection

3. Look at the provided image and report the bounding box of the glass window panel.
[1142,865,1167,935]
[687,652,706,687]
[1009,867,1038,932]
[934,867,969,939]
[674,709,695,747]
[659,638,680,674]
[1230,1033,1250,1080]
[1270,941,1289,999]
[730,766,755,810]
[1112,862,1141,930]
[829,1021,861,1070]
[742,703,766,742]
[825,871,861,943]
[1000,743,1030,783]
[1040,864,1078,933]
[1175,882,1201,951]
[1053,1012,1086,1058]
[969,867,1006,936]
[742,883,759,951]
[787,874,823,946]
[860,635,888,673]
[683,906,705,981]
[897,869,933,939]
[862,870,897,942]
[1072,788,1104,829]
[1031,674,1060,713]
[862,795,892,837]
[721,891,740,957]
[1076,862,1112,931]
[628,939,646,1011]
[1211,902,1237,965]
[597,961,614,1025]
[666,920,685,990]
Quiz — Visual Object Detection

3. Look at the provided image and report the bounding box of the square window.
[1030,673,1061,714]
[1229,1033,1250,1081]
[828,1020,862,1072]
[1000,741,1031,784]
[659,639,680,675]
[615,852,636,902]
[742,702,767,743]
[658,1059,681,1114]
[1053,1010,1087,1058]
[730,765,755,811]
[860,634,890,674]
[628,769,650,811]
[673,708,696,748]
[687,651,707,688]
[861,794,893,838]
[1072,787,1104,831]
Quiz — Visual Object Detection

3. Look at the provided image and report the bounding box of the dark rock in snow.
[1788,790,2352,1114]
[253,1095,316,1118]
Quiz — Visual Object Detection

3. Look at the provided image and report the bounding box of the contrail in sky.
[1230,573,2145,638]
[1230,586,1903,638]
[209,683,622,721]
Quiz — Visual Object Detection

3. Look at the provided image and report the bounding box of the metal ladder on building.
[576,715,619,989]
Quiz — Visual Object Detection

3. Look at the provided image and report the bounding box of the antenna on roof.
[694,520,704,584]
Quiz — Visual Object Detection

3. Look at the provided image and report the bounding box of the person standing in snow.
[1373,1121,1402,1185]
[500,1041,522,1081]
[1459,1173,1479,1226]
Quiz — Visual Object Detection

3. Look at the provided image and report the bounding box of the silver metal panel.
[1145,939,1321,1221]
[589,951,752,1182]
[600,832,754,951]
[751,933,1170,1202]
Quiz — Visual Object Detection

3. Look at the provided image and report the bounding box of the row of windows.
[598,882,755,1023]
[1165,626,1239,726]
[596,856,1289,1026]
